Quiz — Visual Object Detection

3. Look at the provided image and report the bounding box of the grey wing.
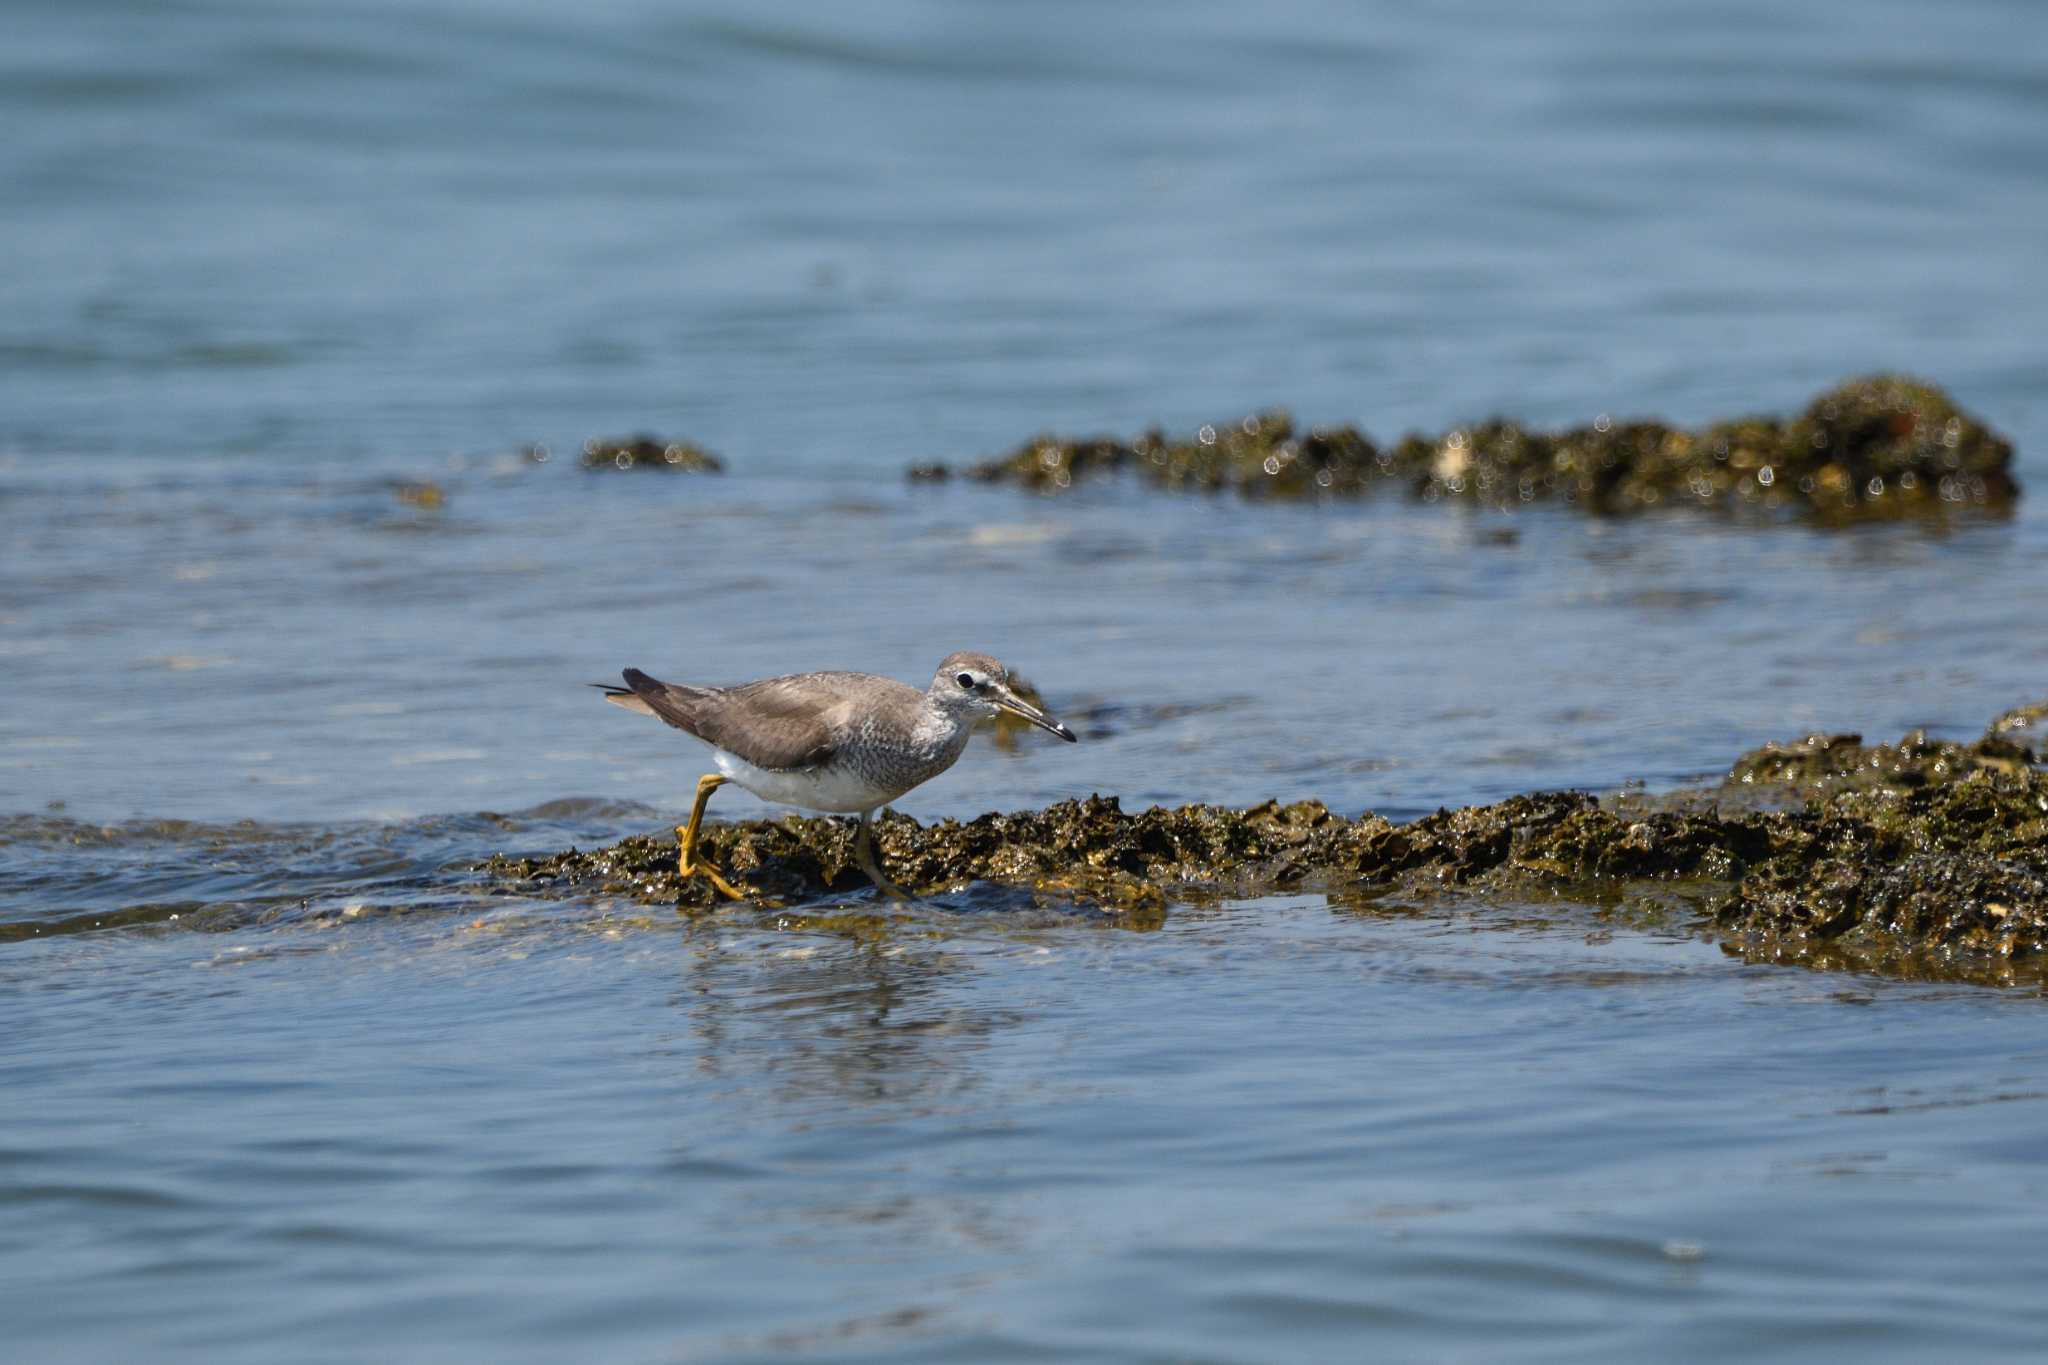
[600,669,843,771]
[689,675,847,771]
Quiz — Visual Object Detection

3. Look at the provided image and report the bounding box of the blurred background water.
[5,1,2048,1360]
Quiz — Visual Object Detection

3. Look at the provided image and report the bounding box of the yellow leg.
[854,811,913,903]
[676,773,746,901]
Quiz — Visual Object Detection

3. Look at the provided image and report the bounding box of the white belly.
[712,750,904,814]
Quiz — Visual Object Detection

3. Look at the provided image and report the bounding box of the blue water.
[10,0,2047,465]
[7,1,2048,1359]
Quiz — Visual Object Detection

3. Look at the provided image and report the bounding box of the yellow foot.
[674,823,746,902]
[670,773,746,902]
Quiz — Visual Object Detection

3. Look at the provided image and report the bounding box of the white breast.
[712,749,904,814]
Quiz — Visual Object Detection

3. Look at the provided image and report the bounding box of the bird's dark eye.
[956,672,976,690]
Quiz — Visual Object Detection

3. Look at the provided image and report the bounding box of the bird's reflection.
[660,911,1033,1116]
[649,913,1057,1261]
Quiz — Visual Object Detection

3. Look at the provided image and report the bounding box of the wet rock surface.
[1707,750,2048,985]
[576,434,725,472]
[485,699,2048,988]
[912,375,2017,522]
[1723,723,2037,801]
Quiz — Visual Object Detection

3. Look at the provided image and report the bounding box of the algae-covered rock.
[951,413,1389,499]
[486,796,1370,918]
[1984,700,2048,760]
[1778,374,2017,515]
[1716,766,2048,984]
[578,435,725,472]
[919,376,2016,522]
[484,699,2048,986]
[1724,728,2033,799]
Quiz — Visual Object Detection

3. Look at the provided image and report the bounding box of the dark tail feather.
[592,671,660,718]
[599,668,706,732]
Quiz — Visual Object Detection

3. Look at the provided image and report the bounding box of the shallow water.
[7,456,2047,828]
[8,0,2048,1359]
[10,874,2048,1362]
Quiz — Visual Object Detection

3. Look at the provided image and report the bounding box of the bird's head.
[929,651,1076,742]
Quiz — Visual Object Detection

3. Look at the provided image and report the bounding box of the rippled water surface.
[7,0,2048,1359]
[11,872,2048,1362]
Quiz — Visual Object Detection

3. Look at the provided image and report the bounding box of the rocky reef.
[576,435,725,472]
[910,375,2017,522]
[483,698,2048,988]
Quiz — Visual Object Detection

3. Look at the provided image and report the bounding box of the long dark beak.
[993,685,1077,742]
